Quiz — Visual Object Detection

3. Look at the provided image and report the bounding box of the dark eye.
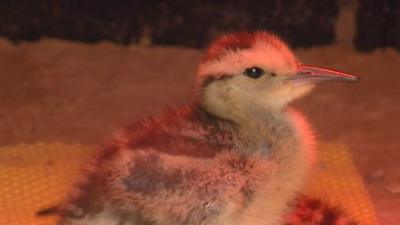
[244,67,265,79]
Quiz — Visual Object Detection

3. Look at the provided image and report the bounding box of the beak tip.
[347,75,360,83]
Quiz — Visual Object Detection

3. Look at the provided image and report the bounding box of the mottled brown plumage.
[39,31,358,225]
[284,196,358,225]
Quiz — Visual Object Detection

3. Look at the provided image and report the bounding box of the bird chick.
[50,31,358,225]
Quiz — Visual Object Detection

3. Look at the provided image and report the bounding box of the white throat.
[201,83,298,155]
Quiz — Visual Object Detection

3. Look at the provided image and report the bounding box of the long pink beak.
[292,65,359,83]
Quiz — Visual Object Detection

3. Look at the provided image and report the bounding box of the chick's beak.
[291,65,358,83]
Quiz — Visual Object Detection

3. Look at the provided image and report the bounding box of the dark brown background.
[1,0,400,50]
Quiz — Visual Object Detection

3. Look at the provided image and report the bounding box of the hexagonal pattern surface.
[0,142,378,225]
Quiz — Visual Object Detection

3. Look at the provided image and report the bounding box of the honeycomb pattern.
[305,143,378,225]
[0,142,378,225]
[0,142,93,225]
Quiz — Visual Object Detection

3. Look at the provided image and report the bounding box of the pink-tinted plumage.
[39,31,358,225]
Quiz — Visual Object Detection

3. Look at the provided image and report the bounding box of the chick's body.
[55,31,357,225]
[61,106,313,225]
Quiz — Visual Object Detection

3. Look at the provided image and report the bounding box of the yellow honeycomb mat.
[0,142,378,225]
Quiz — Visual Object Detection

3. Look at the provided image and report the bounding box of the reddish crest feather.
[202,31,279,63]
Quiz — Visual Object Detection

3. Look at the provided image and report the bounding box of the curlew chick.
[45,31,358,225]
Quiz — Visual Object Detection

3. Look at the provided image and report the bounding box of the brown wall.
[0,0,399,51]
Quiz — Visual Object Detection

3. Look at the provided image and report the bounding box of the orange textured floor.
[0,143,377,225]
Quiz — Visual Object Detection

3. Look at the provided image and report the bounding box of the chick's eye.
[244,67,265,79]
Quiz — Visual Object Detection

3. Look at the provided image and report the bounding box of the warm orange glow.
[0,143,378,225]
